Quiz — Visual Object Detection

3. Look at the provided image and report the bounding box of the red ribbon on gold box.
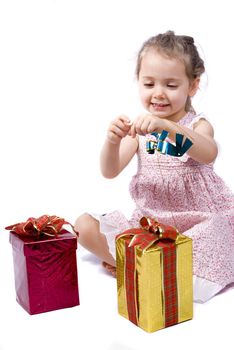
[116,217,193,332]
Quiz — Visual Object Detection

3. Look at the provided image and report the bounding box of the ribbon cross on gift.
[146,130,193,157]
[5,215,78,237]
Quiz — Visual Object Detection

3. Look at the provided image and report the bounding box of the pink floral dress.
[91,112,234,302]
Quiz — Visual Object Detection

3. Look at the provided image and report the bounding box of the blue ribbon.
[146,130,193,157]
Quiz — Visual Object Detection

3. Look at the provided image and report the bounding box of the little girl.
[75,31,234,303]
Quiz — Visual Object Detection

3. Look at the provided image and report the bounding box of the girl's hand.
[107,115,132,144]
[129,114,166,137]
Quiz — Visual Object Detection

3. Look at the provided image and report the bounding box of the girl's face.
[138,50,199,122]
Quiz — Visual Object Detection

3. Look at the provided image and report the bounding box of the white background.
[0,1,233,349]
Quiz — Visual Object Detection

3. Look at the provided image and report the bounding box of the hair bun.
[182,35,194,45]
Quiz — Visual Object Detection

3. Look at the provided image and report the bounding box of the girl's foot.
[102,261,116,277]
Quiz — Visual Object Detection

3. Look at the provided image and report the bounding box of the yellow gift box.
[116,217,193,333]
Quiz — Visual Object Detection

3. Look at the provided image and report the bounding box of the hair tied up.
[180,35,194,45]
[135,30,205,112]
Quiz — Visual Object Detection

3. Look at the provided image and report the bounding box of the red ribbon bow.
[117,216,178,251]
[5,215,78,237]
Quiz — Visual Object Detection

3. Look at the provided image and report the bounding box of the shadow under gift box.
[9,229,80,315]
[116,233,193,333]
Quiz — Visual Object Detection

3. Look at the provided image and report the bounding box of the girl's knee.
[74,214,114,264]
[75,214,90,233]
[74,214,99,244]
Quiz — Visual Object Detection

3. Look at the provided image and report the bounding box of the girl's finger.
[113,119,131,132]
[107,131,121,144]
[129,122,136,138]
[129,116,141,137]
[117,115,131,124]
[135,118,145,135]
[140,119,151,134]
[109,125,127,138]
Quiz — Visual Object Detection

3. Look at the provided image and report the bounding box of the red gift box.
[9,229,80,314]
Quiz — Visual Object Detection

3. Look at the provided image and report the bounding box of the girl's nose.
[153,86,165,99]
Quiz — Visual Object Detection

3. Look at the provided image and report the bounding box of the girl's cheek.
[141,91,150,102]
[139,93,146,104]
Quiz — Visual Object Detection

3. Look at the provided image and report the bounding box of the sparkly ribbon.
[5,215,78,237]
[116,217,179,327]
[146,130,193,157]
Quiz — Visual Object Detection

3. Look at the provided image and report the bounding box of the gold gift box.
[116,232,193,333]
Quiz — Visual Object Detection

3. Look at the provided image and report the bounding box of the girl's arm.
[130,115,218,164]
[100,116,138,178]
[163,118,218,164]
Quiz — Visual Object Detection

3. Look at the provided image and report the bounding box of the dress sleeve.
[178,113,208,163]
[188,112,208,129]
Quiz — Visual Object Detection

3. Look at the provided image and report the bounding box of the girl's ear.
[189,77,200,97]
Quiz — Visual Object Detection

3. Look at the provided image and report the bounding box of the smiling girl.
[75,31,234,303]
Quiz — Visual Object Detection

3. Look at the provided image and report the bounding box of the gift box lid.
[9,229,77,256]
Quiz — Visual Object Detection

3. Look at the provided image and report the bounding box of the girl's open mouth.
[151,103,170,109]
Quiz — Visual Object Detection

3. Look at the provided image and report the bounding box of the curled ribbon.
[116,216,178,252]
[5,215,78,237]
[146,130,193,157]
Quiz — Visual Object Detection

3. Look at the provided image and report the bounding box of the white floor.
[1,236,234,350]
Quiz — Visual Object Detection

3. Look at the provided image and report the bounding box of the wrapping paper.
[9,229,79,314]
[116,218,193,332]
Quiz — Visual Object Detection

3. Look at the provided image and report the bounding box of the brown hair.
[136,30,205,111]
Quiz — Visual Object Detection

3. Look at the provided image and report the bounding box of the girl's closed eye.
[143,82,154,87]
[167,84,178,88]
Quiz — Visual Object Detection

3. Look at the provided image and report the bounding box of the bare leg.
[74,214,116,270]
